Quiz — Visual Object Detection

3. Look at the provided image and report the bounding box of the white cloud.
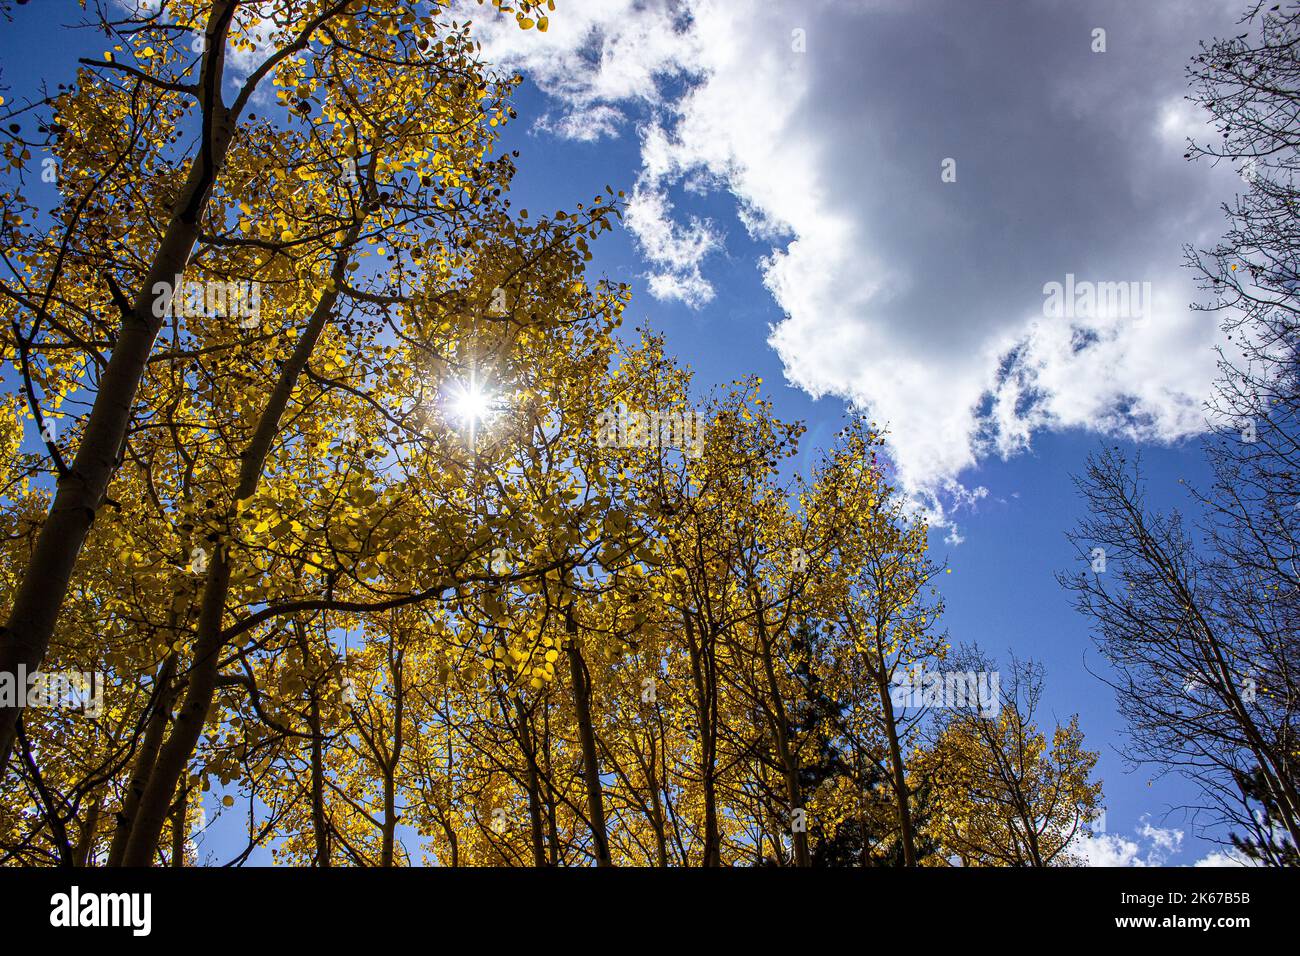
[1075,832,1149,867]
[448,0,694,108]
[456,0,1245,529]
[1138,819,1185,857]
[624,186,721,307]
[536,104,626,142]
[1073,818,1185,867]
[1193,847,1260,867]
[1071,818,1270,867]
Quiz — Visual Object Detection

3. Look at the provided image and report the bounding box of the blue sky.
[0,0,1262,866]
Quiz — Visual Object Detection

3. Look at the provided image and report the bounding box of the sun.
[446,376,499,435]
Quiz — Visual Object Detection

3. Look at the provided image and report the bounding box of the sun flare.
[446,378,497,432]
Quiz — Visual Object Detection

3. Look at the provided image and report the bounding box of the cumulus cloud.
[1072,817,1271,866]
[1073,818,1184,867]
[1193,847,1260,867]
[454,0,1246,527]
[1075,832,1151,867]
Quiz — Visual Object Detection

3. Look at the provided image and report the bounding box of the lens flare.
[446,377,499,439]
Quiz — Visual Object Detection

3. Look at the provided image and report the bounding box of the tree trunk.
[514,697,548,867]
[872,662,917,866]
[380,646,404,867]
[751,598,809,867]
[107,652,179,866]
[380,768,397,867]
[308,691,330,868]
[169,780,188,867]
[683,611,721,867]
[72,797,101,867]
[565,605,612,867]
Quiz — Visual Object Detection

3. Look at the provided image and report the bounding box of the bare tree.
[1063,450,1299,859]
